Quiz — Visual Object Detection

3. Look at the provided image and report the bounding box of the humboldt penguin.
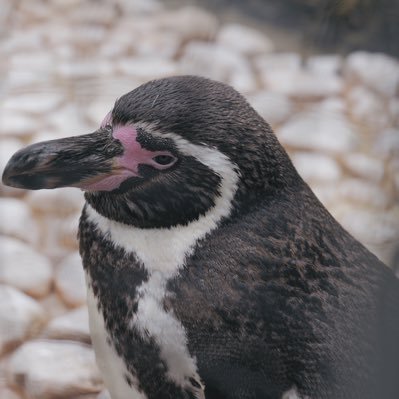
[2,76,399,399]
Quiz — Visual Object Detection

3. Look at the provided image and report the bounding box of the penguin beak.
[2,129,125,191]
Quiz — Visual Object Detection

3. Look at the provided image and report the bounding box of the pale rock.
[306,55,342,76]
[117,57,178,80]
[97,390,111,399]
[181,42,257,92]
[68,2,117,25]
[373,128,399,157]
[6,340,102,398]
[46,104,87,136]
[0,198,39,244]
[0,388,21,399]
[347,86,389,129]
[262,69,343,98]
[0,111,39,137]
[0,285,46,354]
[69,26,107,47]
[116,0,163,14]
[135,31,181,59]
[255,52,302,73]
[346,52,399,97]
[27,188,84,215]
[9,52,55,72]
[5,69,51,89]
[55,252,86,308]
[57,60,113,79]
[44,306,90,343]
[58,213,81,250]
[2,93,64,115]
[291,152,341,183]
[0,236,52,298]
[156,6,218,41]
[315,97,346,113]
[0,31,43,53]
[86,100,114,125]
[39,294,68,319]
[342,153,385,182]
[0,138,24,196]
[247,91,293,125]
[311,184,340,208]
[216,23,274,56]
[277,110,357,153]
[332,206,399,266]
[337,179,390,208]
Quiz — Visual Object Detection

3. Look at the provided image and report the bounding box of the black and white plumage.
[2,76,399,399]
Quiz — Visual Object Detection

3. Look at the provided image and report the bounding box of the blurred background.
[0,0,398,398]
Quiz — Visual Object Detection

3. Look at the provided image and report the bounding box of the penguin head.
[2,76,297,228]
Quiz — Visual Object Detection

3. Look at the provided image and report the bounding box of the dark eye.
[153,155,176,166]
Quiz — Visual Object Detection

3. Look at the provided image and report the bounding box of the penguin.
[2,76,399,399]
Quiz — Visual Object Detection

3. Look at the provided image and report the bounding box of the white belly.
[86,282,147,399]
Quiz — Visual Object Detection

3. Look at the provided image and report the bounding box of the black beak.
[2,129,123,190]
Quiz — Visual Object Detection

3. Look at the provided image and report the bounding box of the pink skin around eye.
[80,120,175,192]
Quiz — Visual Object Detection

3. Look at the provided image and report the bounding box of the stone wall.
[0,1,398,398]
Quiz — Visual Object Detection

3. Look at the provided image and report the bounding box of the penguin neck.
[83,159,240,276]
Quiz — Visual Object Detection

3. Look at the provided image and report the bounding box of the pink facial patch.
[80,120,176,192]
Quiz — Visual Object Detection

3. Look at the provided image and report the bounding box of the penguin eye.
[153,155,176,166]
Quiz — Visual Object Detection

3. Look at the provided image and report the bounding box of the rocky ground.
[0,0,398,398]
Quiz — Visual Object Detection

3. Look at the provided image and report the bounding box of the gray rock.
[216,23,274,56]
[26,188,84,216]
[181,42,257,92]
[247,91,293,126]
[0,236,52,298]
[291,152,341,183]
[0,198,39,244]
[55,252,87,308]
[0,285,46,354]
[342,153,385,182]
[345,52,399,97]
[277,111,358,153]
[6,340,103,399]
[44,306,90,343]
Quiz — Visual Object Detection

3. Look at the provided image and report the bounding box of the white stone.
[342,153,385,182]
[0,198,39,244]
[0,236,52,298]
[0,138,24,196]
[44,306,90,343]
[347,86,389,129]
[0,111,39,137]
[291,152,341,183]
[6,340,103,398]
[332,206,399,266]
[46,104,87,136]
[58,213,81,250]
[135,31,181,59]
[55,252,86,308]
[9,52,55,72]
[0,388,21,399]
[181,42,257,92]
[117,57,178,80]
[97,390,111,399]
[2,93,64,115]
[306,55,342,76]
[262,69,343,98]
[277,110,358,153]
[373,128,399,156]
[86,100,114,125]
[346,52,399,97]
[216,23,274,56]
[39,293,69,319]
[337,179,390,209]
[0,285,45,354]
[27,188,84,215]
[4,69,50,89]
[255,52,302,73]
[56,60,113,79]
[247,91,293,125]
[155,6,218,41]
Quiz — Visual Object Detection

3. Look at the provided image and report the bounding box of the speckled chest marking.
[84,137,240,399]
